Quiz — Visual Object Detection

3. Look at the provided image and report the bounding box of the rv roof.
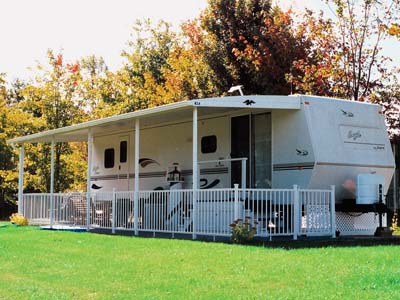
[7,95,302,144]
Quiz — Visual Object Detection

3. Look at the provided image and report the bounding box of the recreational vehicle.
[9,95,395,239]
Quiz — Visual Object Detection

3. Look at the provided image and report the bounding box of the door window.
[251,113,272,188]
[120,141,127,163]
[104,148,115,169]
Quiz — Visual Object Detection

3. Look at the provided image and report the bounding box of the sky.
[0,0,396,83]
[0,0,209,82]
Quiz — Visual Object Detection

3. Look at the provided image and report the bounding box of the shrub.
[230,217,257,244]
[9,213,28,226]
[392,212,399,234]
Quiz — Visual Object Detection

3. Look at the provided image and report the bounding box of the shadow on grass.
[5,224,400,250]
[250,236,400,250]
[88,227,400,250]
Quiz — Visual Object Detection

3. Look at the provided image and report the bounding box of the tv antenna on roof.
[228,85,244,96]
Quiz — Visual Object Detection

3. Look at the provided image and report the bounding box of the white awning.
[7,95,300,144]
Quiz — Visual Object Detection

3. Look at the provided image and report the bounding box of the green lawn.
[1,224,400,300]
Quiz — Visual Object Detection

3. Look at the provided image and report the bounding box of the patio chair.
[69,194,87,226]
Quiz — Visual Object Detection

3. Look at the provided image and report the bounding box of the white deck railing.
[22,185,336,239]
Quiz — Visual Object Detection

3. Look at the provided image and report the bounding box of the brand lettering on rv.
[347,130,362,140]
[374,145,385,150]
[340,109,354,117]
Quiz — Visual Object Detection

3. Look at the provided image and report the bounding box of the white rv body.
[274,96,394,202]
[91,115,231,191]
[90,95,395,203]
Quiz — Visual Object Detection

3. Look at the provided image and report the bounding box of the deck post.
[17,146,24,215]
[330,185,336,238]
[50,139,55,229]
[86,129,93,231]
[234,184,239,220]
[134,118,140,236]
[112,188,116,234]
[240,158,247,205]
[241,158,246,189]
[293,185,299,240]
[192,106,198,240]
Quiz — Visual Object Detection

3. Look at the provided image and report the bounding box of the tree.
[78,55,108,114]
[111,19,218,112]
[291,0,400,101]
[195,0,309,95]
[0,74,18,207]
[18,50,87,192]
[77,55,120,119]
[0,74,37,212]
[370,85,400,142]
[120,19,177,110]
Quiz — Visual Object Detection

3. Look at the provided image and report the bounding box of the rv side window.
[120,141,127,163]
[104,148,115,168]
[201,135,217,154]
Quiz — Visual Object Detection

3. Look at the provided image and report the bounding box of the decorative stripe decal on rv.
[137,172,165,178]
[296,149,309,156]
[139,158,160,168]
[273,162,393,171]
[182,168,229,176]
[273,163,315,171]
[91,167,229,181]
[200,179,221,189]
[91,184,102,190]
[343,141,385,148]
[340,109,354,117]
[316,162,394,169]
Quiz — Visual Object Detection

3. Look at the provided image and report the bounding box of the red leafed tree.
[56,54,63,67]
[67,63,80,74]
[189,0,310,95]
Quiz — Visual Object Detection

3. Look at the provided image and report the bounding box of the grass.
[1,225,400,300]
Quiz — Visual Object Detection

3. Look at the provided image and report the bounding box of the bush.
[230,217,257,244]
[392,212,399,234]
[9,213,28,226]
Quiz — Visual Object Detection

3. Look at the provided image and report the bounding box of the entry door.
[118,136,129,190]
[230,113,272,188]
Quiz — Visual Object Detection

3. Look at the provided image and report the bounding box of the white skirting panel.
[336,212,385,236]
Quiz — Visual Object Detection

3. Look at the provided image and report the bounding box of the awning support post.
[192,106,198,240]
[86,129,93,231]
[50,139,55,229]
[17,146,24,215]
[134,119,140,236]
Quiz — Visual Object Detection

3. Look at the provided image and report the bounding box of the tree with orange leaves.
[190,0,309,95]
